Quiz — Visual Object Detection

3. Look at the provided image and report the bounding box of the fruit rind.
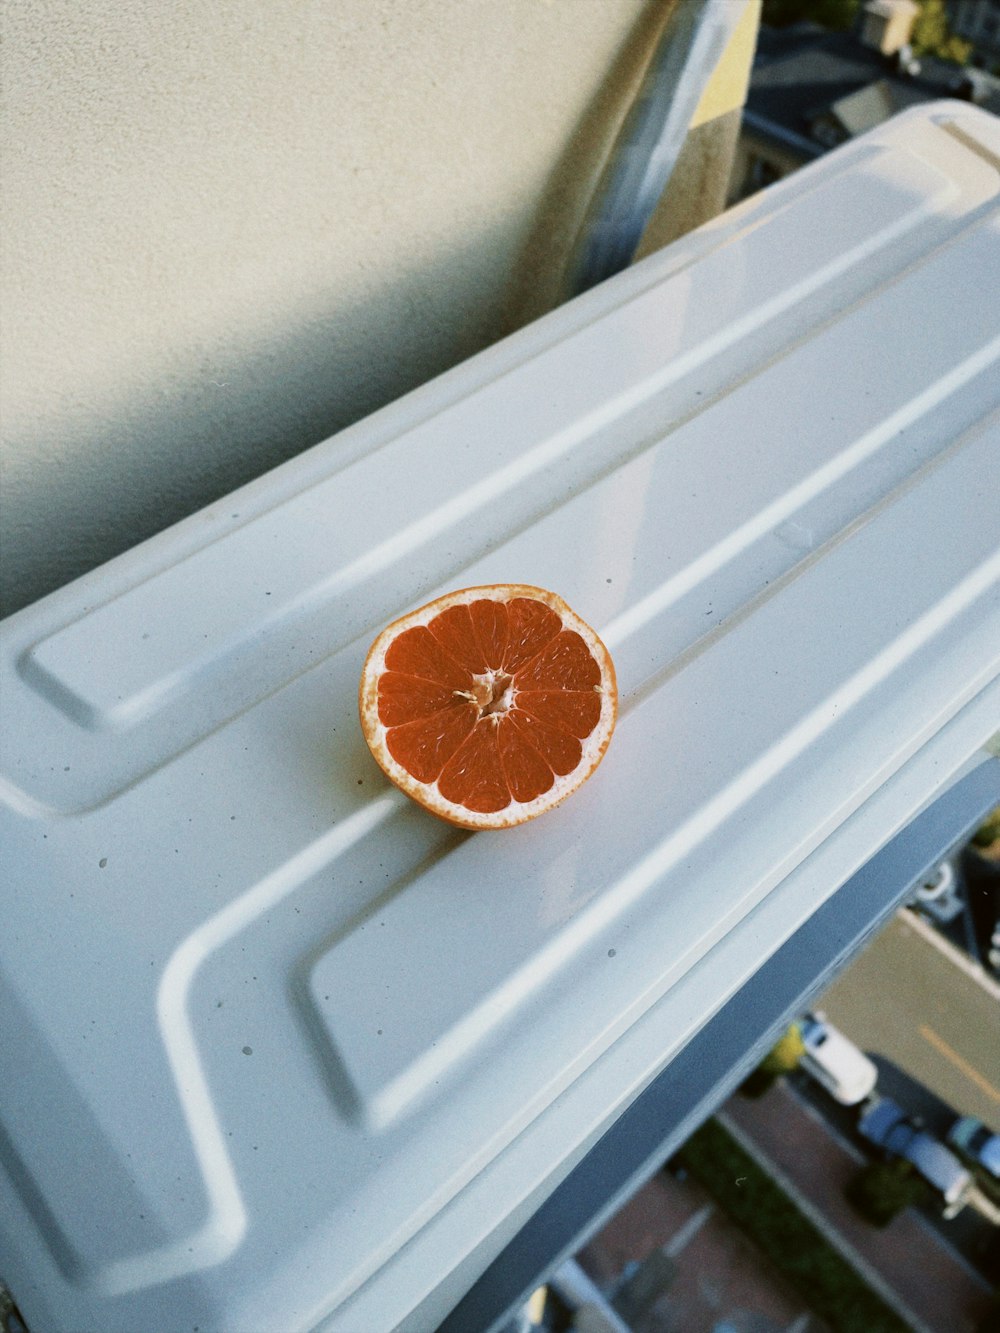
[359,585,617,829]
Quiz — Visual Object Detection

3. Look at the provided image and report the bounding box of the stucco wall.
[0,0,662,615]
[0,1,751,617]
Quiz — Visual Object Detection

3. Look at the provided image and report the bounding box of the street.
[816,908,1000,1131]
[562,903,1000,1333]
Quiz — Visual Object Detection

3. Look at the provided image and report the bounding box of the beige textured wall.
[1,1,758,618]
[1,0,677,614]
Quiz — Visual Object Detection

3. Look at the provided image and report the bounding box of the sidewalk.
[721,1080,996,1333]
[577,1164,825,1332]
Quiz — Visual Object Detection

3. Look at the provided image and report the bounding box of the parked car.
[858,1097,972,1215]
[947,1116,1000,1203]
[798,1012,878,1105]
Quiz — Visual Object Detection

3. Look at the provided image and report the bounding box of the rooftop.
[746,20,1000,146]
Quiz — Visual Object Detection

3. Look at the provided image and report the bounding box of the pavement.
[570,897,1000,1333]
[576,1162,825,1333]
[721,1079,997,1333]
[575,1076,996,1333]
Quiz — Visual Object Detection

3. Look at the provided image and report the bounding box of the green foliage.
[845,1158,931,1227]
[760,1022,806,1075]
[762,0,859,29]
[910,0,973,62]
[740,1023,805,1096]
[761,0,972,65]
[676,1119,911,1333]
[739,1066,780,1098]
[972,805,1000,849]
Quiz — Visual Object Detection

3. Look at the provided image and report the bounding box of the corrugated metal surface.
[2,102,999,1333]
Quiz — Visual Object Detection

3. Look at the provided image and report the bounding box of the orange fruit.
[359,585,617,829]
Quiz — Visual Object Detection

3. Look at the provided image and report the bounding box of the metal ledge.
[438,757,1000,1333]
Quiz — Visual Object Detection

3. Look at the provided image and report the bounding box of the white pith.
[359,585,617,830]
[456,669,514,716]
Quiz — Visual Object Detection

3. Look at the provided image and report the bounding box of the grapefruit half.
[359,585,617,829]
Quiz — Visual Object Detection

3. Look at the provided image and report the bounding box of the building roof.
[745,21,1000,151]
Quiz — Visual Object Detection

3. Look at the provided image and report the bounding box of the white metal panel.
[2,103,1000,1333]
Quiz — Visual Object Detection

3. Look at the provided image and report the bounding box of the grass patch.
[674,1118,911,1333]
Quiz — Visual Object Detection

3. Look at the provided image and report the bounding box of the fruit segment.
[438,724,512,813]
[507,709,582,776]
[384,626,473,690]
[514,631,602,690]
[426,604,490,674]
[469,598,510,669]
[384,704,478,783]
[497,721,558,804]
[377,674,458,726]
[502,599,562,673]
[515,690,601,738]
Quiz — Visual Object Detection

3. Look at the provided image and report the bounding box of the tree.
[761,0,972,66]
[740,1022,805,1097]
[972,804,1000,852]
[760,1021,806,1075]
[762,0,859,30]
[846,1158,930,1227]
[910,0,973,63]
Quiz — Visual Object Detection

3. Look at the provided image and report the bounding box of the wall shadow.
[1,227,516,619]
[500,0,682,336]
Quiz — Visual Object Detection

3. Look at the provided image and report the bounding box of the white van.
[798,1012,878,1105]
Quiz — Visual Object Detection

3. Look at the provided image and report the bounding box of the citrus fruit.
[359,585,617,829]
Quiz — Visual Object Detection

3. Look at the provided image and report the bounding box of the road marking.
[664,1202,713,1258]
[918,1024,1000,1104]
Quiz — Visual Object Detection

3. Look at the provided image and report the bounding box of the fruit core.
[462,671,514,718]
